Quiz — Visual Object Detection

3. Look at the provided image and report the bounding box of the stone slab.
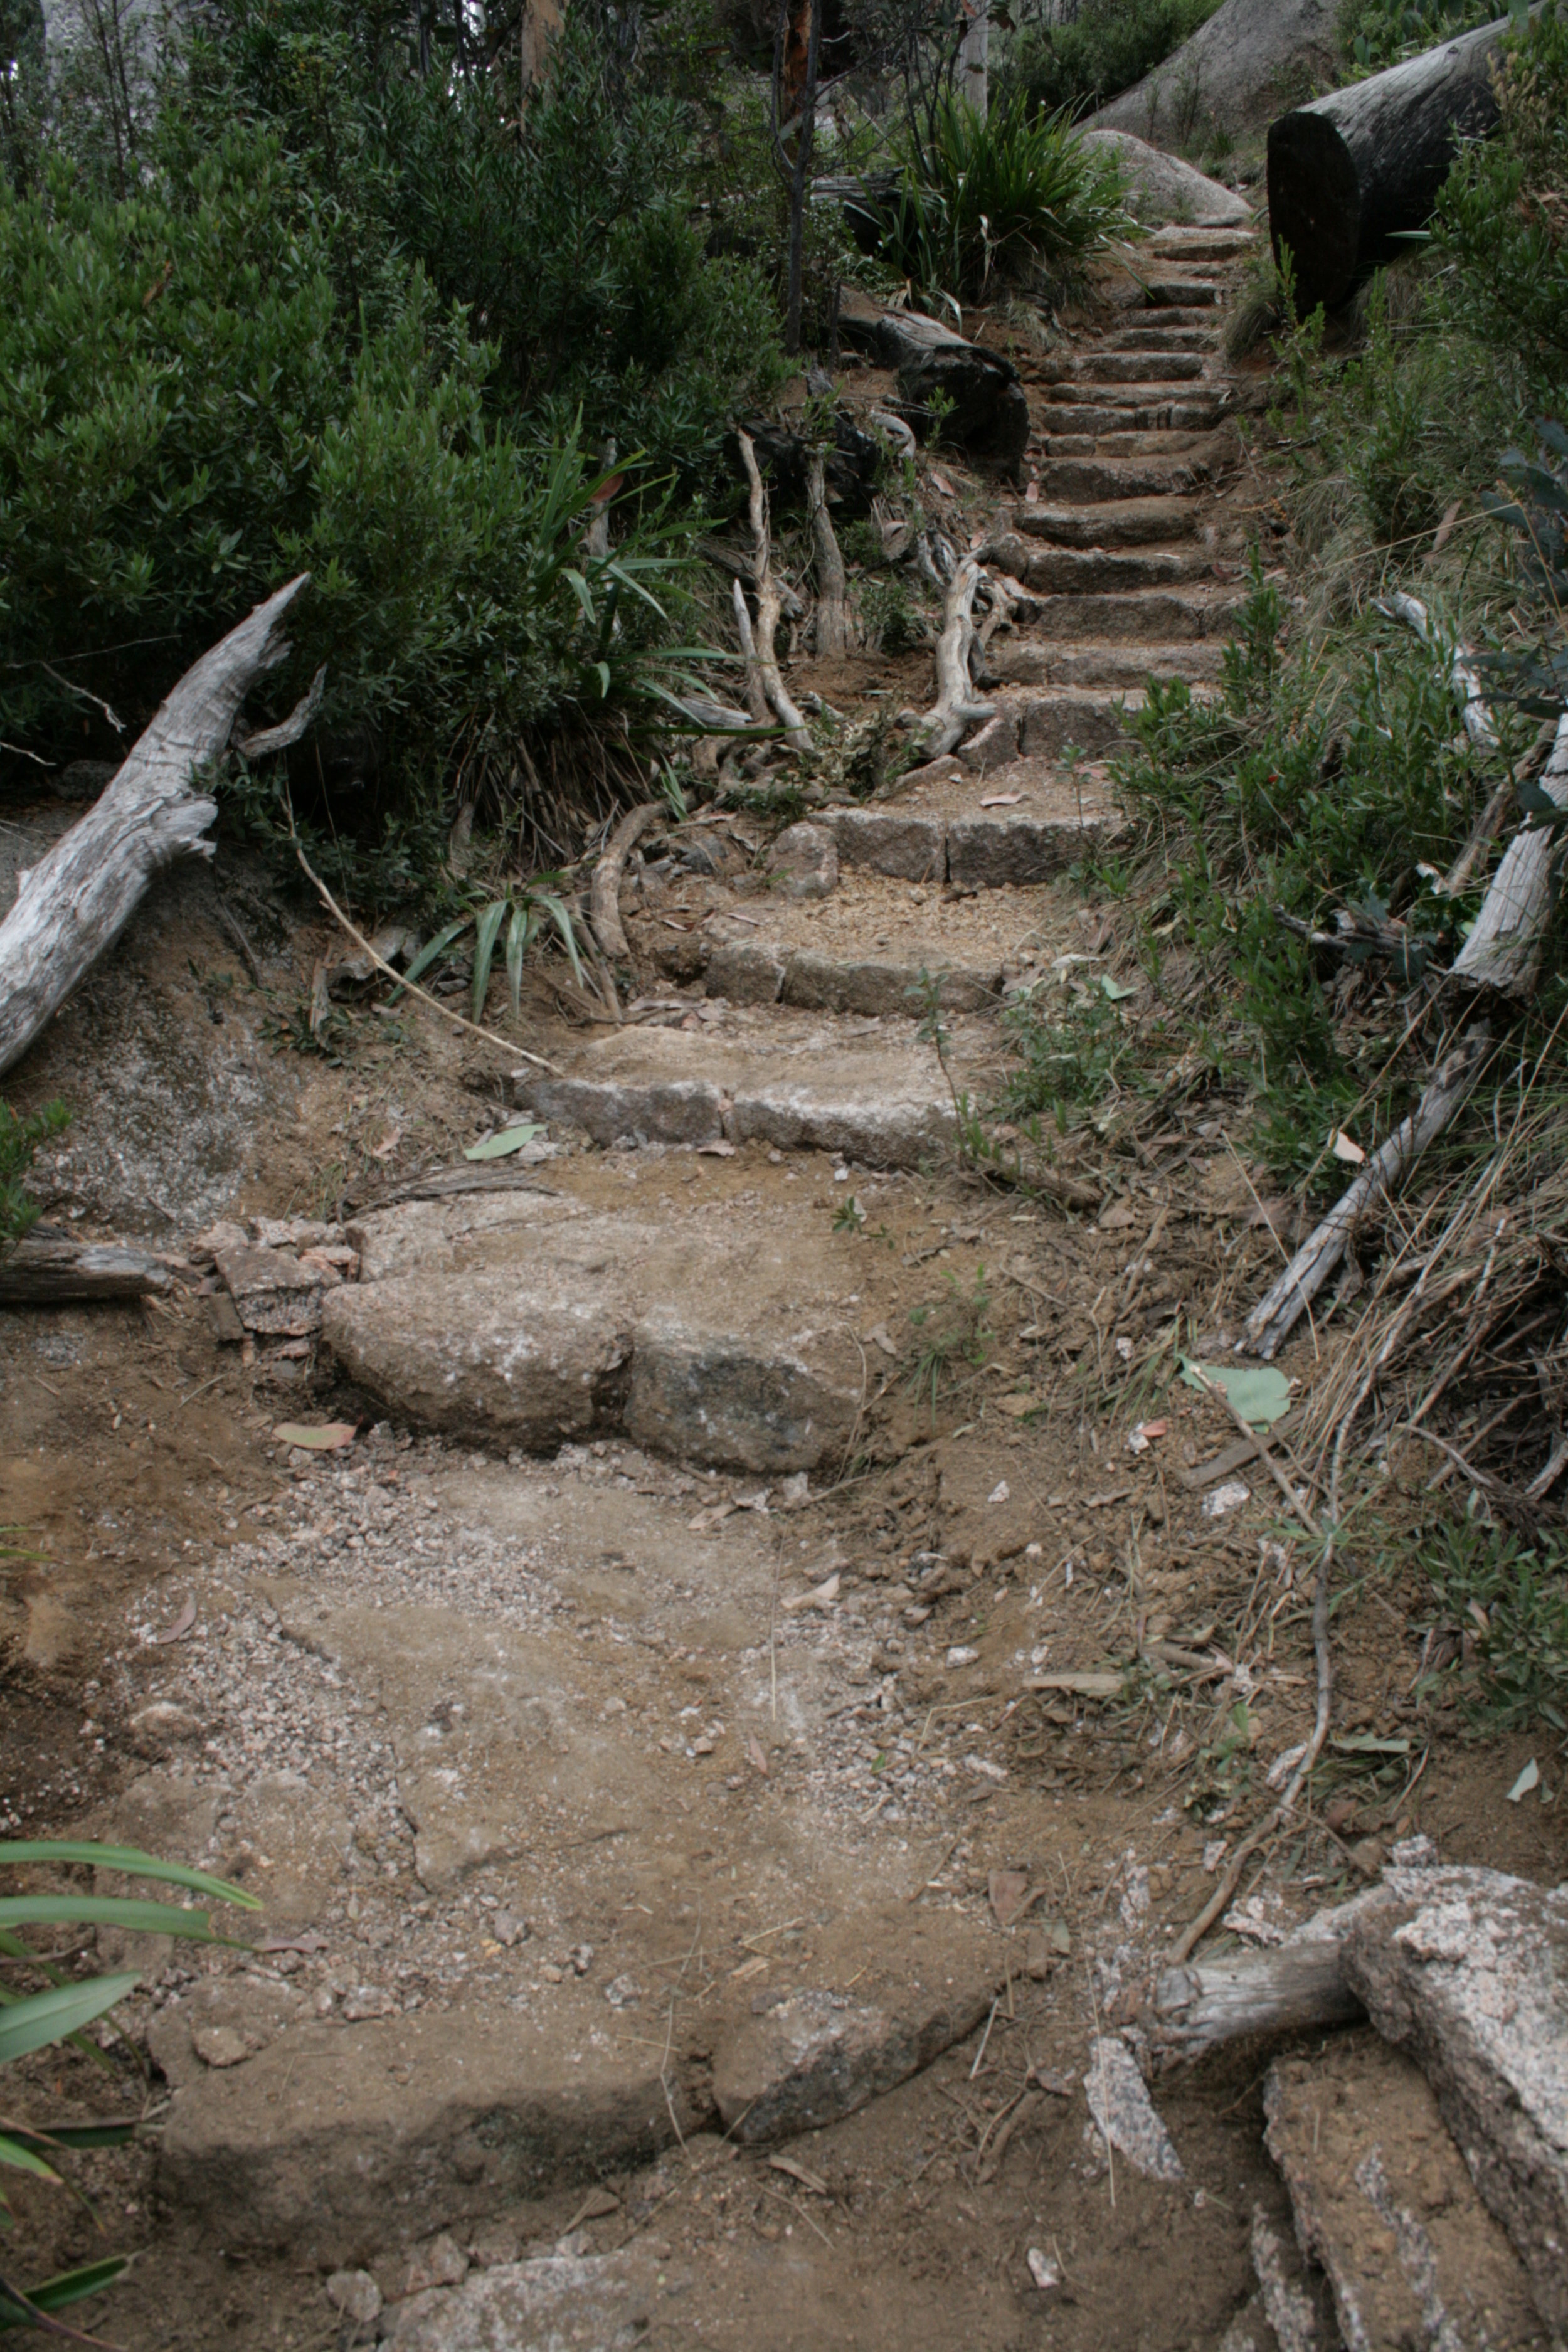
[713,1977,994,2141]
[384,2253,659,2351]
[825,806,946,881]
[1265,2033,1548,2351]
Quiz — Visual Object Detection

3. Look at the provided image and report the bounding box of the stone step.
[1066,426,1227,459]
[1041,453,1218,502]
[818,758,1123,889]
[1148,225,1258,260]
[512,1017,971,1171]
[1108,326,1219,354]
[1039,397,1223,438]
[1044,376,1221,412]
[1140,277,1222,307]
[1024,588,1243,643]
[990,540,1208,596]
[1043,639,1227,688]
[327,1189,863,1471]
[1065,350,1208,384]
[1012,497,1199,548]
[1115,305,1223,334]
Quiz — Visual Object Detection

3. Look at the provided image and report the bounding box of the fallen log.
[837,288,1029,471]
[0,577,312,1078]
[1268,14,1517,316]
[734,433,811,753]
[1449,710,1568,995]
[590,802,662,966]
[0,1234,182,1305]
[1241,1029,1490,1360]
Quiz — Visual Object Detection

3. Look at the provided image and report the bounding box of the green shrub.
[1007,0,1222,121]
[1338,0,1505,73]
[1416,1516,1568,1733]
[879,92,1135,304]
[0,1101,66,1249]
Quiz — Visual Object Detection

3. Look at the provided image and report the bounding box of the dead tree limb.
[735,432,812,752]
[1381,591,1499,753]
[1242,1032,1491,1360]
[590,802,661,966]
[0,578,311,1077]
[907,558,996,759]
[731,578,773,727]
[1449,711,1568,997]
[0,1235,184,1305]
[806,450,853,661]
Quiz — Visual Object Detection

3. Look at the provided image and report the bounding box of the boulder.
[1080,130,1253,227]
[766,821,839,900]
[1086,0,1340,147]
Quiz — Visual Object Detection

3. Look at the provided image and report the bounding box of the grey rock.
[1343,1863,1568,2329]
[1084,2035,1184,2181]
[326,2270,382,2326]
[948,812,1107,891]
[402,2235,469,2297]
[1080,130,1253,227]
[627,1306,860,1475]
[704,940,785,1004]
[712,1981,993,2141]
[780,950,999,1019]
[955,711,1020,775]
[519,1076,724,1150]
[767,822,839,900]
[825,807,946,882]
[212,1240,323,1337]
[1018,692,1134,762]
[1086,0,1338,142]
[731,1079,953,1172]
[383,2255,653,2352]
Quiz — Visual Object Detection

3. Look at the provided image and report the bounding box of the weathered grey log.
[1241,1030,1490,1360]
[0,1236,180,1304]
[590,802,661,967]
[1148,1931,1371,2062]
[1382,590,1499,753]
[1449,711,1568,996]
[0,576,311,1077]
[1343,1862,1568,2331]
[838,289,1029,470]
[1087,0,1340,146]
[1268,16,1518,316]
[905,558,996,760]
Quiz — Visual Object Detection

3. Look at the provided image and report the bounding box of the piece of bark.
[0,577,311,1077]
[590,802,661,966]
[1265,2033,1550,2351]
[1449,711,1568,997]
[1268,16,1517,315]
[1241,1031,1490,1360]
[906,558,995,761]
[0,1236,180,1305]
[1342,1862,1568,2330]
[807,450,852,661]
[341,1167,558,1216]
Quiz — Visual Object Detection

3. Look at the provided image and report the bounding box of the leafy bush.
[1417,1517,1568,1732]
[1338,0,1505,73]
[1007,0,1222,121]
[879,92,1134,304]
[1,1840,258,2329]
[0,1101,66,1249]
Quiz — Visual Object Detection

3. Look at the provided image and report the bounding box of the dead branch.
[1380,591,1498,753]
[0,1234,183,1305]
[735,432,812,752]
[231,663,327,760]
[590,801,662,965]
[1242,1032,1491,1362]
[806,450,853,661]
[0,578,310,1076]
[906,556,996,760]
[1449,712,1568,997]
[731,578,773,728]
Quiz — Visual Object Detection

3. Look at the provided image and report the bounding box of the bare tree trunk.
[783,0,822,356]
[736,435,812,751]
[960,0,990,119]
[0,576,311,1078]
[807,452,852,660]
[906,558,996,759]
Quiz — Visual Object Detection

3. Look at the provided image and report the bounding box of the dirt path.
[4,227,1560,2352]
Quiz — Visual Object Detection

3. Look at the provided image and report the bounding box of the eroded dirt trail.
[5,228,1559,2352]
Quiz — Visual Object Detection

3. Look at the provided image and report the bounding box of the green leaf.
[0,2137,61,2185]
[2,2122,135,2154]
[0,2255,130,2328]
[1100,977,1139,1000]
[462,1123,544,1162]
[536,893,587,989]
[393,914,473,1000]
[0,1845,259,1911]
[504,904,532,1022]
[0,1976,140,2067]
[0,1898,234,1945]
[1179,1358,1292,1429]
[470,899,509,1026]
